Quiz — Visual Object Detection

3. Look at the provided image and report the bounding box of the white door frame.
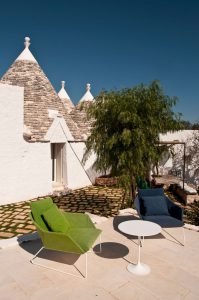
[51,143,66,185]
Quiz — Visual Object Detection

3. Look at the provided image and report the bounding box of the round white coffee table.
[118,220,161,275]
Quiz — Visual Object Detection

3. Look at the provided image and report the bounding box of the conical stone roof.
[69,107,92,139]
[0,37,82,141]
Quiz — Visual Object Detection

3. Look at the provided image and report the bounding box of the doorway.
[51,143,66,188]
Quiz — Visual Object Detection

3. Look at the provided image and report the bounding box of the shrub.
[185,200,199,226]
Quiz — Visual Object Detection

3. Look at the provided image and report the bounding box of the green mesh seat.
[30,197,102,278]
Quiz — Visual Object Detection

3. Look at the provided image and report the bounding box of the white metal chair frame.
[162,226,185,246]
[30,234,102,279]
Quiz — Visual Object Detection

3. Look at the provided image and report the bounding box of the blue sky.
[0,0,198,122]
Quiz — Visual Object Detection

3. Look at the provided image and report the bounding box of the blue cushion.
[141,195,169,216]
[138,188,164,198]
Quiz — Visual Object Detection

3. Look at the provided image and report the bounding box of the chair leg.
[85,252,88,278]
[162,228,185,246]
[30,247,88,279]
[30,246,44,264]
[182,226,185,246]
[138,236,144,247]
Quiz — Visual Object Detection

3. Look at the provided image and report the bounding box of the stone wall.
[95,176,118,187]
[175,186,199,205]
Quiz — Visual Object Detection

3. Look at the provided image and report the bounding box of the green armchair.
[30,197,102,278]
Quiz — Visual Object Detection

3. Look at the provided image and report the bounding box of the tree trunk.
[130,176,136,206]
[155,164,159,176]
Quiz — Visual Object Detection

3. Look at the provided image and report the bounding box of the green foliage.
[83,81,182,191]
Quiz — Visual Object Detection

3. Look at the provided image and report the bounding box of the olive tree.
[83,81,182,198]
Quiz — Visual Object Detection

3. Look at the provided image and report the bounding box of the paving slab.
[0,216,199,299]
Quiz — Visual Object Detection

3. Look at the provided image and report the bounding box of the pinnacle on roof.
[79,83,94,103]
[58,81,74,110]
[15,37,37,63]
[58,81,71,100]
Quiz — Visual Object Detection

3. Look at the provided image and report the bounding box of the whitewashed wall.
[66,142,93,188]
[159,130,199,185]
[69,142,99,184]
[45,119,95,189]
[0,84,52,204]
[160,130,196,143]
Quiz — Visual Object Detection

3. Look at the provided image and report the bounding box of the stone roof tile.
[69,106,93,138]
[0,60,82,141]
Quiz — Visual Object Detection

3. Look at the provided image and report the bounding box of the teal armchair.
[30,197,102,278]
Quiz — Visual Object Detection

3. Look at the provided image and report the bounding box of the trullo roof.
[0,37,82,141]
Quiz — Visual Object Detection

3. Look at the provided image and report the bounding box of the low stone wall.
[175,186,199,204]
[52,186,126,217]
[95,176,118,187]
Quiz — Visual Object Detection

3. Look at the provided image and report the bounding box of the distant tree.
[181,120,192,129]
[83,81,183,199]
[181,120,199,130]
[192,122,199,130]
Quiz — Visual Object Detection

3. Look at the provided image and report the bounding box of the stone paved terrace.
[0,185,198,240]
[0,212,199,299]
[0,186,126,239]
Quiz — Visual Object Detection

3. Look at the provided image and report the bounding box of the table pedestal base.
[127,262,151,276]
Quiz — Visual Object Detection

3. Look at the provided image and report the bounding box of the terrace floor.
[0,212,199,300]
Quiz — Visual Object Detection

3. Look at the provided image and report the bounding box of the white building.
[1,37,198,205]
[159,130,199,186]
[0,37,96,204]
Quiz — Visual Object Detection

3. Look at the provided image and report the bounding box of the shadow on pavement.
[93,242,129,259]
